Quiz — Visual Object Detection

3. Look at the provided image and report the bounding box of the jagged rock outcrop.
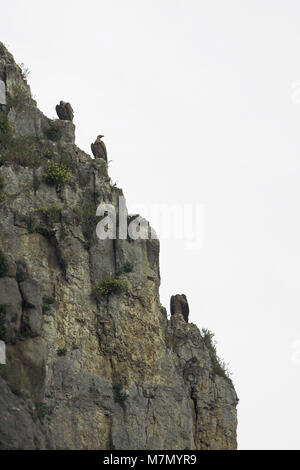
[0,43,238,450]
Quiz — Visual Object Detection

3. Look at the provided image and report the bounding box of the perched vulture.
[91,135,107,161]
[55,101,74,121]
[170,294,189,323]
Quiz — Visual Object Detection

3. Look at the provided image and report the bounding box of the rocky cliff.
[0,43,238,450]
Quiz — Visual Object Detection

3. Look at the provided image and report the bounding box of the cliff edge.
[0,43,238,450]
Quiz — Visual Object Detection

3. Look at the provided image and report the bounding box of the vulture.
[91,135,107,161]
[170,294,189,323]
[55,101,74,121]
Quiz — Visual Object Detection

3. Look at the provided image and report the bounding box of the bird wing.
[56,104,63,120]
[100,140,107,161]
[65,103,74,121]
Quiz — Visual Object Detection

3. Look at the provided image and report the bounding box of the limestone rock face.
[0,42,238,450]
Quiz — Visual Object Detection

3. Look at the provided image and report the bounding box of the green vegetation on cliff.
[93,278,127,298]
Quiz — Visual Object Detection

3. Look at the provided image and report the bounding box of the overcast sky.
[2,0,300,450]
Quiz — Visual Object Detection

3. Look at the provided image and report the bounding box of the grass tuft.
[45,126,62,142]
[43,161,71,188]
[201,328,233,384]
[93,278,127,299]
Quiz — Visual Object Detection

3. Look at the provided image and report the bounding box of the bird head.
[97,135,104,139]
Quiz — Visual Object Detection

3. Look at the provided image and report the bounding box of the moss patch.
[57,348,67,357]
[112,383,127,404]
[45,126,62,142]
[123,261,133,273]
[38,204,62,224]
[44,161,71,188]
[42,295,55,316]
[93,278,127,298]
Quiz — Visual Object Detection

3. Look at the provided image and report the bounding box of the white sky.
[2,0,300,450]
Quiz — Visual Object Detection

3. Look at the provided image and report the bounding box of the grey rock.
[19,278,42,337]
[0,377,46,450]
[19,279,41,309]
[0,277,23,340]
[0,41,238,450]
[0,79,6,105]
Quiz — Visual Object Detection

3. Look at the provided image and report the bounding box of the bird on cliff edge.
[55,100,74,121]
[170,294,189,323]
[91,135,107,161]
